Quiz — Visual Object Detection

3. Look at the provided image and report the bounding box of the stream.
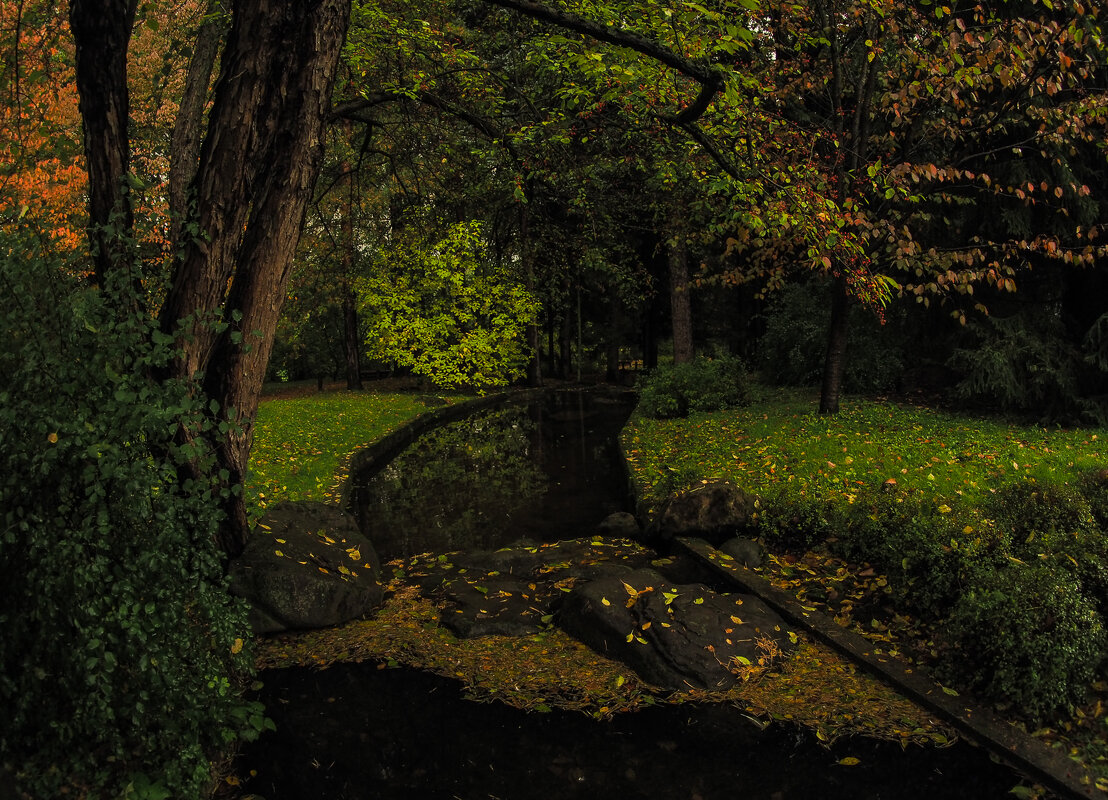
[237,389,1026,799]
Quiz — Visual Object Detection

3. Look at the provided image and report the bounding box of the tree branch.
[482,0,722,123]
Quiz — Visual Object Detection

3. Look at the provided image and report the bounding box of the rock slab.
[230,501,384,634]
[559,567,796,691]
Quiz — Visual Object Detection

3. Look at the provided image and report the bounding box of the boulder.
[229,501,384,634]
[558,568,795,691]
[718,536,765,569]
[596,511,641,539]
[651,481,760,546]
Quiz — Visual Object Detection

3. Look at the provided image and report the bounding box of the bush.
[989,481,1108,614]
[943,564,1105,721]
[950,311,1091,424]
[834,490,977,619]
[0,231,262,798]
[636,354,748,419]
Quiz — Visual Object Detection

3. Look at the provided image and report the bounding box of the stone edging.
[672,534,1100,800]
[337,390,541,511]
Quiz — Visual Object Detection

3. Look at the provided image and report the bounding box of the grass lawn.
[246,389,449,509]
[624,386,1106,516]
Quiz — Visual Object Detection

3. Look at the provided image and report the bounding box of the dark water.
[351,390,636,561]
[238,389,1027,800]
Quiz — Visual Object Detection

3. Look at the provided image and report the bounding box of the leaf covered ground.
[256,552,956,749]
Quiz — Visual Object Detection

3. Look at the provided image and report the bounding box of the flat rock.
[559,568,796,691]
[229,501,384,634]
[412,537,662,638]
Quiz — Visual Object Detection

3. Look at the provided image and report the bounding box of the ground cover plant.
[247,391,448,509]
[623,386,1108,784]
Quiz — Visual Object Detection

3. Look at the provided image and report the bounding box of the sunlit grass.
[624,387,1107,517]
[247,391,447,508]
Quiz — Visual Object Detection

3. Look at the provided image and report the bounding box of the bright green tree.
[359,220,539,390]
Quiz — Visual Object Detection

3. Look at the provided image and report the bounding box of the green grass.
[246,391,446,508]
[624,386,1107,517]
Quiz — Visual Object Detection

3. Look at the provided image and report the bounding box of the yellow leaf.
[938,504,952,514]
[730,615,743,624]
[274,550,284,557]
[838,757,861,766]
[601,597,611,606]
[276,538,286,544]
[347,547,361,561]
[231,638,243,655]
[47,432,58,444]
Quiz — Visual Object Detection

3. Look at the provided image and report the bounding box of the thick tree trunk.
[668,230,694,365]
[149,0,350,556]
[520,205,542,387]
[819,276,851,415]
[168,1,226,251]
[69,0,138,286]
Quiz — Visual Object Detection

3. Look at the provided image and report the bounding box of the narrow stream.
[238,389,1025,800]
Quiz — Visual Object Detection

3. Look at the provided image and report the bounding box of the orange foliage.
[0,4,86,251]
[0,0,209,262]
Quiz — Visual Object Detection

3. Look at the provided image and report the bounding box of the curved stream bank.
[237,389,1030,799]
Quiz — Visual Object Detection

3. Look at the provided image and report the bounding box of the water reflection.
[352,391,636,561]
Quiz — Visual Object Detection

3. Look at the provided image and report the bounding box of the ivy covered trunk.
[73,0,352,558]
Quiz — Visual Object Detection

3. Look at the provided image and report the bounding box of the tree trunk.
[69,0,138,286]
[342,288,362,391]
[520,202,542,387]
[340,131,363,391]
[189,0,351,555]
[668,230,694,365]
[819,276,851,415]
[168,1,226,251]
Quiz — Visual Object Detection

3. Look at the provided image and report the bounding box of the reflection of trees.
[358,405,547,559]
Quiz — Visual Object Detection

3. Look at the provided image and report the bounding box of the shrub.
[943,564,1105,721]
[0,231,263,798]
[636,354,748,419]
[989,481,1108,615]
[949,311,1091,424]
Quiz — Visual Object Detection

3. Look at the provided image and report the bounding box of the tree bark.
[340,128,363,391]
[668,229,694,365]
[190,0,351,555]
[342,288,363,391]
[819,276,851,415]
[520,202,542,387]
[168,1,226,251]
[69,0,138,286]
